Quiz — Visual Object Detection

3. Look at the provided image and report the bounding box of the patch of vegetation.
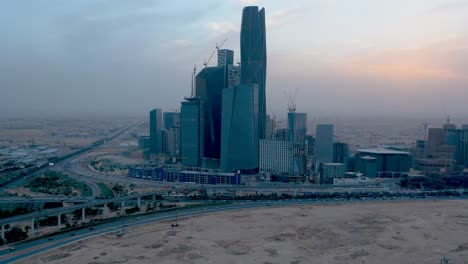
[0,207,33,219]
[97,182,114,198]
[112,183,128,196]
[26,171,92,196]
[5,226,28,243]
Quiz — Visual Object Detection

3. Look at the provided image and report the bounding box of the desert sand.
[19,200,468,264]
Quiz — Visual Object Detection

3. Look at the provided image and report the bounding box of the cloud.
[429,0,468,13]
[207,22,240,34]
[174,39,192,47]
[266,7,302,29]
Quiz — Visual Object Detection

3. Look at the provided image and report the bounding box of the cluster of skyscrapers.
[146,6,267,174]
[140,6,468,186]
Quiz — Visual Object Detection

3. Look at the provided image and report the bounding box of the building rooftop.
[357,148,410,155]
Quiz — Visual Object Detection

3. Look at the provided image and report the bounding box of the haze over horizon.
[1,0,467,118]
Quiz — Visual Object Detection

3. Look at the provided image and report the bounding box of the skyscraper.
[287,112,307,144]
[180,98,204,167]
[315,124,334,163]
[217,49,234,67]
[196,67,225,161]
[240,6,267,139]
[333,142,350,167]
[149,108,163,154]
[220,84,259,172]
[163,112,180,130]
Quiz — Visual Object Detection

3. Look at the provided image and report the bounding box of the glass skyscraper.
[287,112,307,144]
[163,112,180,130]
[220,84,259,172]
[149,108,163,154]
[180,98,203,167]
[196,67,225,160]
[240,6,267,139]
[315,124,334,163]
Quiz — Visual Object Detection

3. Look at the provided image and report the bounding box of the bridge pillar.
[57,213,61,228]
[137,197,141,208]
[152,194,156,205]
[1,224,4,240]
[81,208,86,221]
[31,217,35,235]
[121,201,125,214]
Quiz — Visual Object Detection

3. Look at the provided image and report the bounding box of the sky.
[1,0,467,118]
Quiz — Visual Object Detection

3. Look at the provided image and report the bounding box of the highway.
[1,197,467,263]
[0,121,142,197]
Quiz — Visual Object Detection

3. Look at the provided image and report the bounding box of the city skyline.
[1,0,468,117]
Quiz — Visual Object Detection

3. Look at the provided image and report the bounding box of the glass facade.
[287,112,307,144]
[240,6,267,139]
[196,66,225,160]
[315,124,334,163]
[163,112,180,130]
[220,84,259,172]
[149,108,163,154]
[180,97,203,167]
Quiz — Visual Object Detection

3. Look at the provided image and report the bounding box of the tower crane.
[203,38,228,68]
[285,88,299,113]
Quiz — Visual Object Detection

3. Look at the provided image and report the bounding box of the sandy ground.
[18,200,468,264]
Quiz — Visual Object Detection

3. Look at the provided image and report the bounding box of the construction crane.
[203,38,228,68]
[285,88,299,113]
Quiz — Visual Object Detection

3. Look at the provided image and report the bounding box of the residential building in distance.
[265,115,276,140]
[220,84,259,172]
[180,97,203,167]
[288,112,307,144]
[315,124,334,163]
[319,163,345,184]
[149,108,163,154]
[241,6,267,139]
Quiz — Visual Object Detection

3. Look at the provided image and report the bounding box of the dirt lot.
[19,200,468,264]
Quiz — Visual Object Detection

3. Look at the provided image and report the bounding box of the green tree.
[5,227,28,243]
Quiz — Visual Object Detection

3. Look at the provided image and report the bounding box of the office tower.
[196,66,225,161]
[167,126,180,158]
[287,112,307,144]
[161,130,169,155]
[315,124,334,163]
[241,6,267,139]
[265,115,276,140]
[426,128,445,156]
[275,128,288,141]
[180,98,204,167]
[259,139,293,174]
[319,163,345,184]
[149,108,163,154]
[217,49,234,67]
[305,135,315,156]
[163,112,180,130]
[227,64,240,88]
[333,142,349,167]
[446,128,468,166]
[220,84,259,172]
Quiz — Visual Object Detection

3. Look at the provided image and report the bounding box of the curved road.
[1,197,466,263]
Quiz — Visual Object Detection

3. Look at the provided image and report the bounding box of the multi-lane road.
[2,197,464,264]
